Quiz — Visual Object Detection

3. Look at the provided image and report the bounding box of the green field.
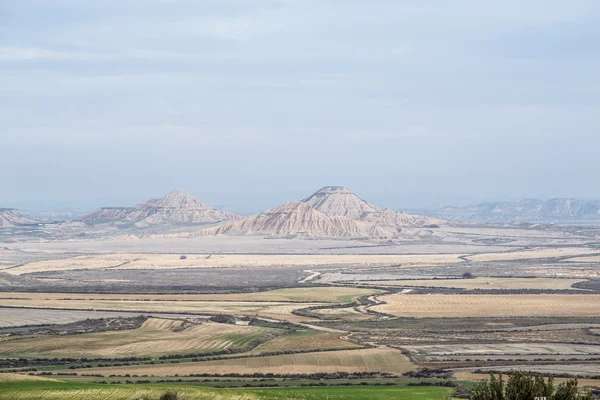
[0,380,454,400]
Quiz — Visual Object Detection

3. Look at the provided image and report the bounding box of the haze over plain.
[1,1,600,212]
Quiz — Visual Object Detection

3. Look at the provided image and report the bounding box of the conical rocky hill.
[0,208,38,228]
[302,186,440,227]
[83,190,241,226]
[195,202,396,238]
[302,186,379,220]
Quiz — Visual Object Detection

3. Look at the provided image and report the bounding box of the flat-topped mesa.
[82,190,241,226]
[195,201,397,238]
[0,208,38,228]
[302,186,440,227]
[140,189,206,209]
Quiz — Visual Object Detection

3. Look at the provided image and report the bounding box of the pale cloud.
[0,46,112,61]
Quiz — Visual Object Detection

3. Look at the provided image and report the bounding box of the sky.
[1,0,599,213]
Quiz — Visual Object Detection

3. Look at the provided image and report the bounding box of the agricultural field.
[0,298,323,322]
[78,348,415,376]
[248,331,360,354]
[464,246,598,262]
[373,293,600,318]
[2,253,464,275]
[0,318,275,358]
[353,277,586,290]
[0,379,455,400]
[0,308,156,328]
[406,342,600,362]
[0,287,382,303]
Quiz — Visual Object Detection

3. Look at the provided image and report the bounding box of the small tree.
[160,391,179,400]
[471,372,590,400]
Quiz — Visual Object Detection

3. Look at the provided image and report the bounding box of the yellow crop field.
[0,318,274,358]
[79,348,414,376]
[373,294,600,318]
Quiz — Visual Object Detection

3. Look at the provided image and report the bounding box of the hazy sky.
[2,1,599,212]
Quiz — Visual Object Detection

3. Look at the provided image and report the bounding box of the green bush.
[159,391,179,400]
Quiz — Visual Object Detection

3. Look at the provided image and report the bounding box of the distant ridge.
[302,186,440,227]
[0,208,38,228]
[194,201,397,238]
[82,190,241,226]
[421,198,600,223]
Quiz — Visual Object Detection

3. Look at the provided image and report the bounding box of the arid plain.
[1,188,600,398]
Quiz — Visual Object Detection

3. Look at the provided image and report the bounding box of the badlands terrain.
[1,187,600,398]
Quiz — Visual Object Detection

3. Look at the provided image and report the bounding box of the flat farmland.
[355,277,586,290]
[465,247,597,262]
[407,343,600,361]
[3,253,464,275]
[0,299,323,322]
[312,307,375,321]
[566,255,600,263]
[373,294,600,318]
[0,308,161,328]
[0,380,454,400]
[0,287,382,303]
[0,318,274,358]
[79,348,414,376]
[248,331,360,354]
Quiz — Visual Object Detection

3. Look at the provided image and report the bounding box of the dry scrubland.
[356,277,586,290]
[79,348,414,376]
[0,318,272,358]
[374,294,600,318]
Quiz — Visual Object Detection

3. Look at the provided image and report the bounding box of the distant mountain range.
[418,198,600,223]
